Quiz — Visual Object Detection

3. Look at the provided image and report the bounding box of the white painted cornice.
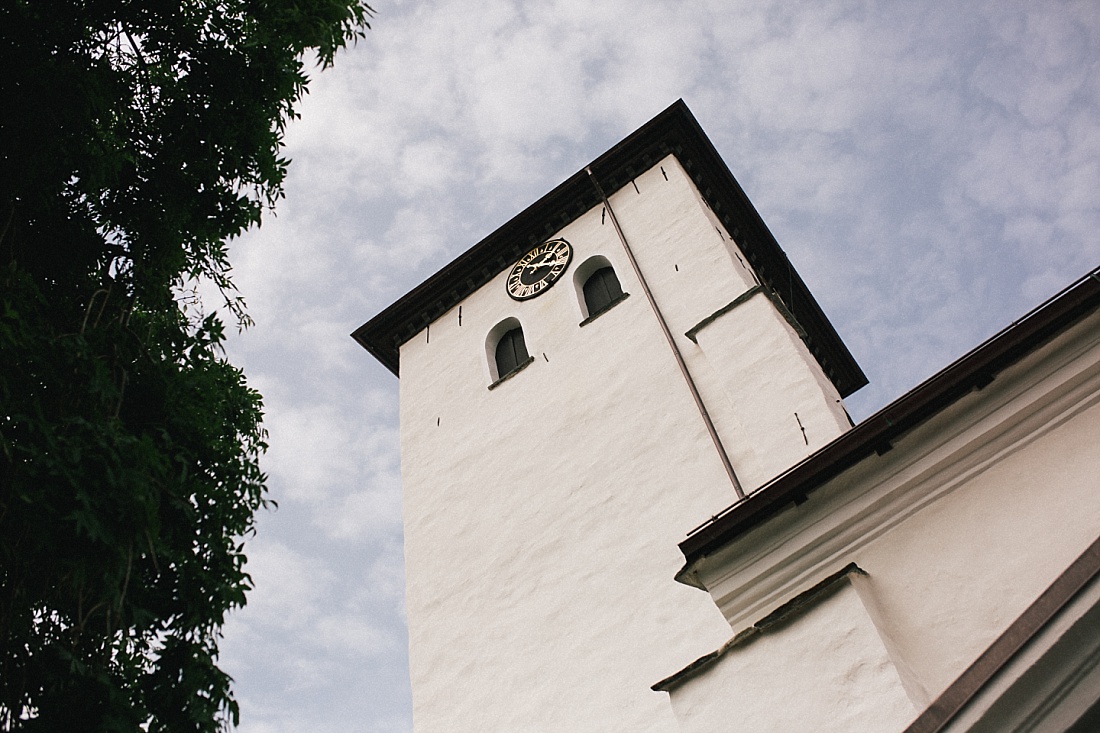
[693,314,1100,631]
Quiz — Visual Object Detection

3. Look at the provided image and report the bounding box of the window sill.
[579,292,630,327]
[487,356,535,391]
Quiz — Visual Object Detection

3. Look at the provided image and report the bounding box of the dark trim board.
[902,534,1100,733]
[351,100,868,398]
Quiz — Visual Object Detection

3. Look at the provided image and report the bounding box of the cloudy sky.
[214,1,1100,730]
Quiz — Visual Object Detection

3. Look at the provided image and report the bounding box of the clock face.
[506,239,573,300]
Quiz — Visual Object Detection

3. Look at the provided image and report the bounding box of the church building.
[353,101,1100,732]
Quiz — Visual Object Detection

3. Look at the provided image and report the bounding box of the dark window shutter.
[495,327,528,377]
[583,267,624,316]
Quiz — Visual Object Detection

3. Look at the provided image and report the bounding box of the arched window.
[495,326,529,378]
[582,266,624,318]
[486,318,533,387]
[573,256,628,323]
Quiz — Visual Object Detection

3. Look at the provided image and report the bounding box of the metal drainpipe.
[586,167,745,500]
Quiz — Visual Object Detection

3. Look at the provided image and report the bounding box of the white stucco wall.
[604,157,851,491]
[692,291,850,489]
[667,578,916,733]
[397,155,852,731]
[675,308,1100,726]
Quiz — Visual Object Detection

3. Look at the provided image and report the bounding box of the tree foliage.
[0,1,371,729]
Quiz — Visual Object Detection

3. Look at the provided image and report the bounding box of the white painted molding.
[695,317,1100,631]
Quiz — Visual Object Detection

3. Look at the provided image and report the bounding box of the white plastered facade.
[397,155,852,732]
[663,304,1100,732]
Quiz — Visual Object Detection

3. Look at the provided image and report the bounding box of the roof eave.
[678,268,1100,571]
[352,100,867,397]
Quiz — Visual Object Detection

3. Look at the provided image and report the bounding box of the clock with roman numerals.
[506,239,573,301]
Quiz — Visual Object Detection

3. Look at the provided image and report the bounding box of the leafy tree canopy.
[0,1,371,729]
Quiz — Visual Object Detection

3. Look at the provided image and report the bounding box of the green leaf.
[0,1,372,729]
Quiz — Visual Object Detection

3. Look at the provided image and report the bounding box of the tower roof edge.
[351,99,868,398]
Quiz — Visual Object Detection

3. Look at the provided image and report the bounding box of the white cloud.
[239,541,328,630]
[316,614,392,656]
[326,475,403,540]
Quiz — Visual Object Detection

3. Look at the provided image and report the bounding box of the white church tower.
[353,101,866,732]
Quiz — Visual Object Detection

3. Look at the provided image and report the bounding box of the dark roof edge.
[901,533,1100,733]
[351,100,867,396]
[349,161,599,375]
[680,268,1100,566]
